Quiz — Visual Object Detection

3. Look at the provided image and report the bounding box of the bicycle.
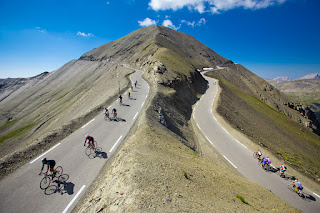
[288,182,305,198]
[85,142,97,156]
[253,152,261,160]
[104,112,110,121]
[39,166,63,189]
[276,168,287,178]
[113,111,117,120]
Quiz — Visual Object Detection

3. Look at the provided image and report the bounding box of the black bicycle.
[39,166,63,189]
[85,141,97,156]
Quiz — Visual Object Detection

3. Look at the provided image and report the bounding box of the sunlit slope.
[206,71,320,182]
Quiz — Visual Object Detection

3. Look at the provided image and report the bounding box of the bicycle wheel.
[40,176,51,189]
[55,166,63,177]
[253,152,257,159]
[288,183,296,193]
[85,145,95,156]
[258,160,262,167]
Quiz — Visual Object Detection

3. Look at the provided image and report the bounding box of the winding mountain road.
[193,72,320,212]
[0,67,149,213]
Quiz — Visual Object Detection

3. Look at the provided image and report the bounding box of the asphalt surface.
[193,73,320,212]
[0,68,149,213]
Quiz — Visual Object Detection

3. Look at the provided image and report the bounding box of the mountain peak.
[79,25,231,68]
[273,76,292,82]
[299,73,320,80]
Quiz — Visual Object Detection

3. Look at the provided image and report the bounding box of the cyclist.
[266,156,271,165]
[39,158,56,176]
[261,156,267,167]
[134,81,137,88]
[112,108,117,118]
[255,149,262,159]
[119,95,122,104]
[128,91,131,99]
[103,107,110,119]
[84,134,95,148]
[278,163,287,177]
[292,179,303,194]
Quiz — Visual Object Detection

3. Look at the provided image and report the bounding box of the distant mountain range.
[270,73,320,82]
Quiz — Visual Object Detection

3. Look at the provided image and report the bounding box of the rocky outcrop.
[285,102,320,134]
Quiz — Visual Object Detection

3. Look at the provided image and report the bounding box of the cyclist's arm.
[40,163,44,174]
[84,139,87,146]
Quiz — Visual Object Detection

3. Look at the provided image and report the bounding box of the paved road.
[193,73,320,212]
[0,68,149,213]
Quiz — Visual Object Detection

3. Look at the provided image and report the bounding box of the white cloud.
[182,20,196,27]
[181,18,206,27]
[35,27,46,33]
[148,0,286,14]
[77,31,94,37]
[162,19,180,30]
[138,17,157,27]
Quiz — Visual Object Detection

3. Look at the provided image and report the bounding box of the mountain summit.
[80,25,232,68]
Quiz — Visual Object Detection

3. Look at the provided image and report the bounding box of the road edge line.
[62,185,86,213]
[30,143,61,164]
[81,118,95,129]
[109,135,123,152]
[223,155,237,168]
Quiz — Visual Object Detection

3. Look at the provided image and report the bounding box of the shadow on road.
[121,103,131,107]
[112,117,126,122]
[87,147,108,159]
[44,174,75,195]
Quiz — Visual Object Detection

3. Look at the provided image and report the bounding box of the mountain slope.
[0,25,305,211]
[205,65,320,182]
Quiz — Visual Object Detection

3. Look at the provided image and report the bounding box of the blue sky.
[0,0,319,79]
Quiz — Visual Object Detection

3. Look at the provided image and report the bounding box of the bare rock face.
[285,102,320,134]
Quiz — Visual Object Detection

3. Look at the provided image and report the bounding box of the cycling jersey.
[84,136,94,146]
[41,160,56,173]
[297,182,303,189]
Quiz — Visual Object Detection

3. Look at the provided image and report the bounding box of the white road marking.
[141,101,145,107]
[30,143,61,164]
[192,113,195,119]
[236,139,248,149]
[205,136,215,147]
[196,123,201,130]
[221,127,228,134]
[81,119,95,128]
[110,135,123,152]
[212,116,217,121]
[223,155,237,168]
[313,192,320,199]
[62,185,86,213]
[133,112,138,120]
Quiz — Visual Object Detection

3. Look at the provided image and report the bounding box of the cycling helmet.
[86,134,89,138]
[42,158,47,162]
